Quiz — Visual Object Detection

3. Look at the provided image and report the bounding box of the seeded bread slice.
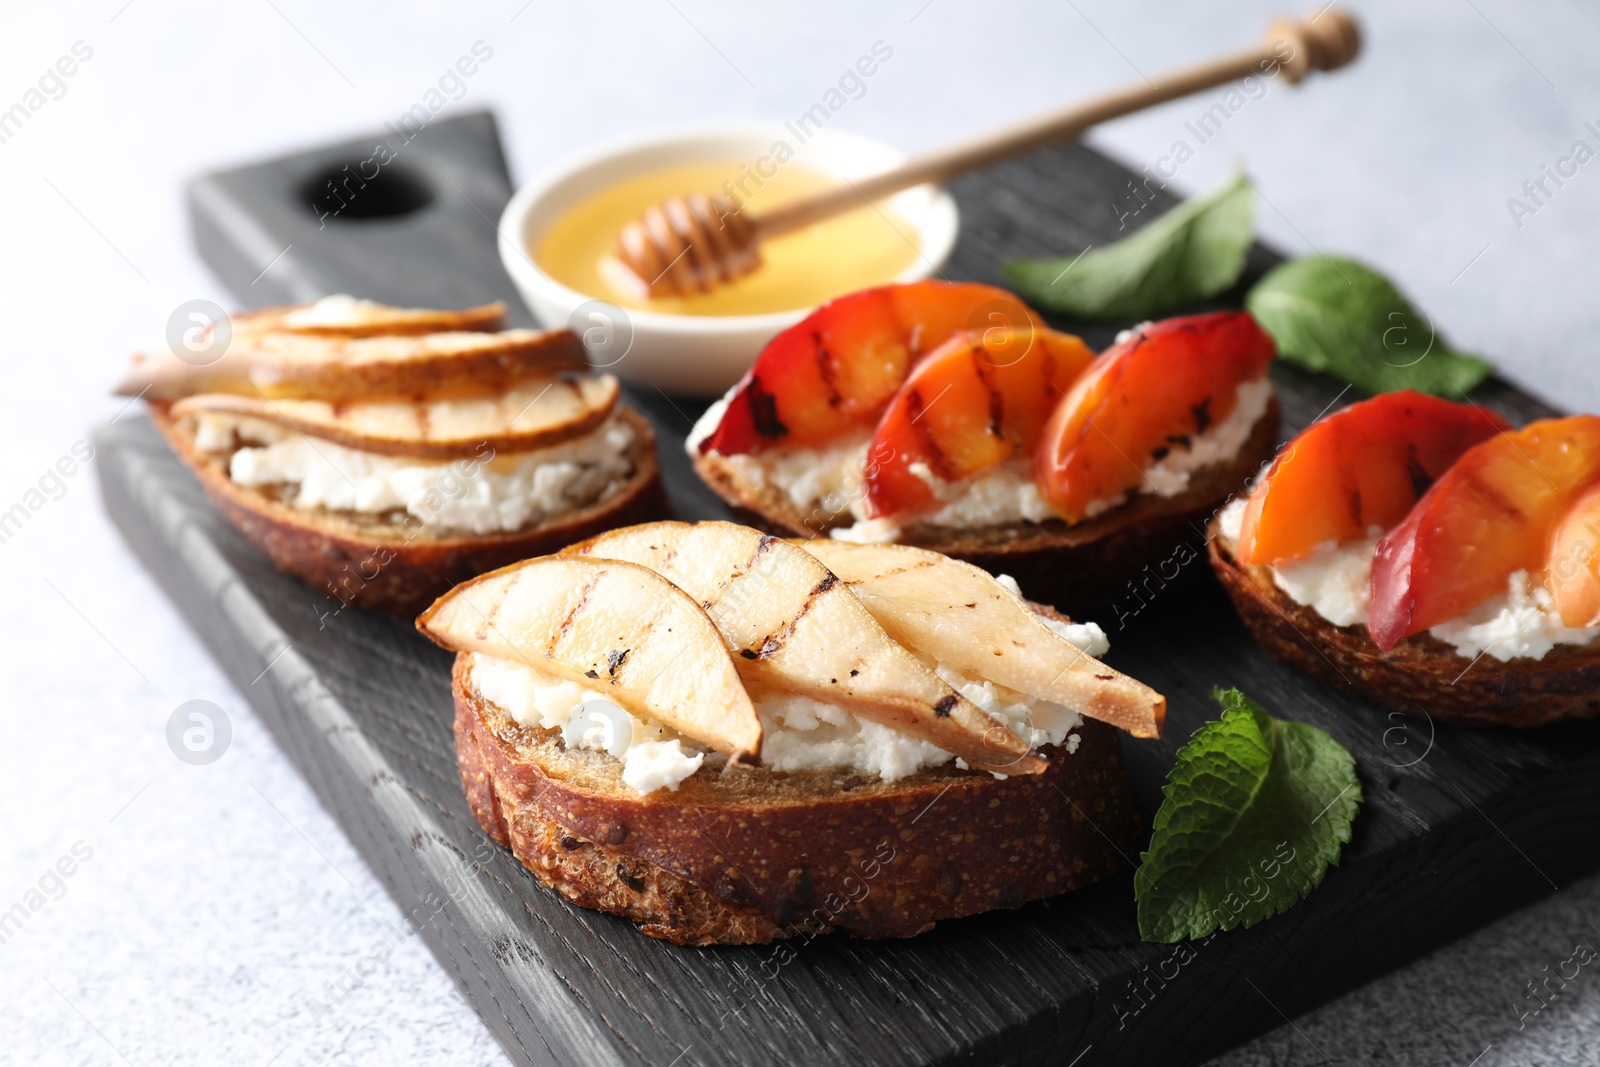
[149,403,666,615]
[693,396,1280,615]
[1208,519,1600,727]
[452,648,1143,946]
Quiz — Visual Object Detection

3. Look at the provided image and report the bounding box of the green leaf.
[1246,256,1495,396]
[1134,688,1361,943]
[1003,173,1255,320]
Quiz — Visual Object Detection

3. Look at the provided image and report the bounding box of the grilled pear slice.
[417,556,761,760]
[117,328,588,401]
[796,541,1166,738]
[231,297,506,338]
[170,375,619,459]
[566,521,1044,775]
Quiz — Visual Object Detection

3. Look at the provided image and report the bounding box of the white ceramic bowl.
[498,122,960,397]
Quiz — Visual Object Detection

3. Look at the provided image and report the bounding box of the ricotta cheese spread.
[468,652,707,794]
[193,411,636,536]
[1428,571,1600,662]
[994,573,1111,655]
[691,376,1273,545]
[278,294,388,329]
[1216,498,1378,628]
[684,389,730,454]
[1216,498,1600,660]
[464,583,1103,795]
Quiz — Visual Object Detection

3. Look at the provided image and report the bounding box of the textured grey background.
[1,1,1596,1064]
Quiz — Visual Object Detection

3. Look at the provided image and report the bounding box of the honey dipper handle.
[754,8,1360,238]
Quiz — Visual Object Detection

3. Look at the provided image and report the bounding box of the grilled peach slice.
[697,281,1040,455]
[863,329,1095,518]
[1237,391,1509,565]
[1369,415,1600,649]
[1036,311,1276,523]
[1549,481,1600,628]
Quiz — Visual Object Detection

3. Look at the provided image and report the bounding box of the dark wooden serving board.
[98,109,1600,1067]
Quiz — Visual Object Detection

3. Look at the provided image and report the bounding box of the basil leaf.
[1003,173,1254,320]
[1135,688,1361,943]
[1246,256,1495,396]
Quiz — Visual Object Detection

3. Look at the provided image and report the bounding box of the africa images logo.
[166,700,232,766]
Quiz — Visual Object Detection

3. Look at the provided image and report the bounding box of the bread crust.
[452,654,1142,945]
[149,403,666,615]
[693,396,1280,614]
[1208,524,1600,727]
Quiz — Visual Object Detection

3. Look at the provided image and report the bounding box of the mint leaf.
[1003,173,1254,320]
[1246,256,1495,396]
[1135,688,1361,943]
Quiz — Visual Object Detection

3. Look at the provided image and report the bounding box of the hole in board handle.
[303,160,433,222]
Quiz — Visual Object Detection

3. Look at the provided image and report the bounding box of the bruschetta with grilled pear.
[419,521,1162,944]
[120,296,665,613]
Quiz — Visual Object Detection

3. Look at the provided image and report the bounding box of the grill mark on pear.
[560,376,584,408]
[848,559,937,583]
[606,648,630,676]
[550,573,602,657]
[710,535,778,618]
[477,569,519,638]
[742,567,843,661]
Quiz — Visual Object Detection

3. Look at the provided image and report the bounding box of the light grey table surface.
[3,1,1596,1064]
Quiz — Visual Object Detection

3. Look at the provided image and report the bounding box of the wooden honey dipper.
[616,8,1360,298]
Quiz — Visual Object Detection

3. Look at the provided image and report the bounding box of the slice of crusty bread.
[694,396,1280,615]
[1208,521,1600,727]
[452,651,1143,946]
[150,403,666,615]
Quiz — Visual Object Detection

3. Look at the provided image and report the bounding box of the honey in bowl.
[535,162,922,317]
